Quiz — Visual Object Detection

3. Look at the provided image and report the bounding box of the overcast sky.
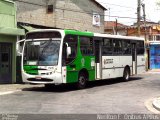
[96,0,160,25]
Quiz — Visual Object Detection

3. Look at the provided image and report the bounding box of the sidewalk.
[146,70,160,112]
[153,97,160,111]
[0,84,43,95]
[147,69,160,74]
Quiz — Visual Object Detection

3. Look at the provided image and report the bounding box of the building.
[126,22,160,69]
[13,0,106,33]
[0,0,24,84]
[104,21,127,35]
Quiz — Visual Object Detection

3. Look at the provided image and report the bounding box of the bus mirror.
[17,51,22,56]
[67,46,71,58]
[16,39,25,56]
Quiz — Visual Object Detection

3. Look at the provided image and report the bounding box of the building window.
[47,5,53,14]
[156,35,160,41]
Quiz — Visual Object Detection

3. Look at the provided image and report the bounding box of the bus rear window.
[26,31,61,39]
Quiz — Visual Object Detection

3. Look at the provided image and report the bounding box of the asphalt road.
[0,73,160,114]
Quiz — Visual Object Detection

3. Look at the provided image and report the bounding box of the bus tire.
[77,72,87,89]
[123,67,130,81]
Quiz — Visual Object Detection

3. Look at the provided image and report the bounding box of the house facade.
[126,22,160,69]
[14,0,106,33]
[104,21,127,35]
[0,0,24,84]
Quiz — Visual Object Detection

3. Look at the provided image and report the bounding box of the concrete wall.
[0,0,16,28]
[15,0,104,33]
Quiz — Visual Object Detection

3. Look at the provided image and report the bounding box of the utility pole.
[142,3,148,71]
[142,4,147,41]
[115,19,118,35]
[137,0,141,36]
[108,8,111,21]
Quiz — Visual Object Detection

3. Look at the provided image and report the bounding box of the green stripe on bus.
[23,65,38,75]
[64,30,94,36]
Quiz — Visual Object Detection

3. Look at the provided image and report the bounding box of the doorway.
[0,43,12,84]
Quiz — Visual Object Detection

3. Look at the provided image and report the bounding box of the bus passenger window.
[122,40,131,55]
[80,37,94,56]
[113,39,122,55]
[137,41,144,55]
[102,38,113,55]
[62,35,78,65]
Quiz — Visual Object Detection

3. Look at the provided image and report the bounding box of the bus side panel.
[102,56,132,79]
[102,56,120,79]
[66,56,95,83]
[119,56,132,76]
[66,71,79,83]
[83,56,95,81]
[137,55,145,74]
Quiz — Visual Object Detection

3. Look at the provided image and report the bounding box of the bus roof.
[64,29,94,37]
[94,33,144,41]
[26,29,144,41]
[26,29,94,37]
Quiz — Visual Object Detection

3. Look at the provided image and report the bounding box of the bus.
[21,29,145,89]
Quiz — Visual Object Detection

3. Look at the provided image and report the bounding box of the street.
[0,73,160,114]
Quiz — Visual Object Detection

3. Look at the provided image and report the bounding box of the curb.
[152,97,160,111]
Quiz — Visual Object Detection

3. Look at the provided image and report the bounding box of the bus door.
[94,37,102,79]
[132,43,137,75]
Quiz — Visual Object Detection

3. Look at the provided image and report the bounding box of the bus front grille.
[27,78,53,82]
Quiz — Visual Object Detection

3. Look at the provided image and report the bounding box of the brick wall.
[15,0,104,33]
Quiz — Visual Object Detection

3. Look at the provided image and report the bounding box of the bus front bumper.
[22,72,63,84]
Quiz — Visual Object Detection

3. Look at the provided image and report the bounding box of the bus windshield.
[23,40,60,66]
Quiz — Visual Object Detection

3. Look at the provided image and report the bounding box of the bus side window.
[102,38,113,55]
[80,37,94,56]
[122,40,131,55]
[137,41,144,55]
[113,39,122,55]
[62,35,78,66]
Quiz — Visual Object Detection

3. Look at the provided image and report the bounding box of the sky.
[96,0,160,25]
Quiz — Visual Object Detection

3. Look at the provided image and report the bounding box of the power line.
[56,7,138,20]
[97,1,136,9]
[105,14,137,20]
[109,9,135,13]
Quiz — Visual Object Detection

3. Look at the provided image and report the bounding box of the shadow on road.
[22,76,143,93]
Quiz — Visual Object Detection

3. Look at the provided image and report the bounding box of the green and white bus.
[21,29,145,89]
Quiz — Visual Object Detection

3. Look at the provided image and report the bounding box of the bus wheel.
[123,68,130,81]
[77,73,87,89]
